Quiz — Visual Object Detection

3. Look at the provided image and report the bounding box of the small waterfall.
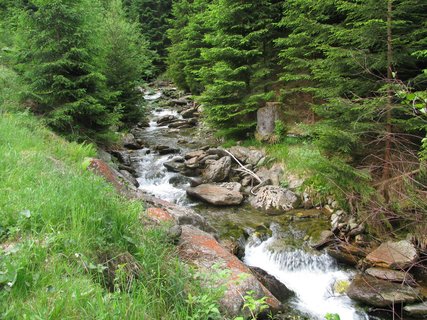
[244,237,369,320]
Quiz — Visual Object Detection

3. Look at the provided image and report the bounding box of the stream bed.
[133,89,370,320]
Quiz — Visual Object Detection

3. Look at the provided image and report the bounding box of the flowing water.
[245,236,368,320]
[134,89,369,320]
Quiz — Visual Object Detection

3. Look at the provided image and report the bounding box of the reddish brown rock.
[179,226,282,318]
[88,158,137,196]
[146,208,174,223]
[366,240,418,270]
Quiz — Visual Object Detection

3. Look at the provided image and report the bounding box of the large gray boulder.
[186,183,243,206]
[250,186,300,215]
[366,240,418,270]
[347,275,421,307]
[202,156,232,182]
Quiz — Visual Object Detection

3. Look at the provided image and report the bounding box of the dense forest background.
[1,0,426,237]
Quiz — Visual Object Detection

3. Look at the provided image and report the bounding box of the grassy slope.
[0,66,207,319]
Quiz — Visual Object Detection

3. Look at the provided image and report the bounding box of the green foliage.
[167,0,211,93]
[241,290,269,319]
[16,0,118,142]
[273,120,287,143]
[123,0,172,70]
[186,293,221,320]
[100,0,155,126]
[0,66,26,111]
[197,0,283,136]
[325,313,341,320]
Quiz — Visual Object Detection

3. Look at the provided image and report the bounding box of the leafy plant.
[325,313,341,320]
[186,293,221,320]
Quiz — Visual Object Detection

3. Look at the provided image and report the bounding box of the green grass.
[0,67,218,319]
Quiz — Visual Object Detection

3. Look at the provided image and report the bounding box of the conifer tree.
[167,0,211,94]
[21,0,118,142]
[124,0,172,70]
[198,0,283,137]
[101,0,155,126]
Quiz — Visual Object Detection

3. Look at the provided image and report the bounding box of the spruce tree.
[21,0,118,142]
[101,0,155,126]
[198,0,283,137]
[167,0,211,94]
[124,0,172,70]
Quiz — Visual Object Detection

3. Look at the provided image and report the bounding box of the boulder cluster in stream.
[162,144,310,212]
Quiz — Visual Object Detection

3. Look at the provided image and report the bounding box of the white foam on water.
[143,91,163,101]
[244,237,369,320]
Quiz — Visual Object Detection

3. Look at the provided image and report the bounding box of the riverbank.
[0,71,216,319]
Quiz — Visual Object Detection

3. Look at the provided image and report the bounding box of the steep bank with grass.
[0,67,210,319]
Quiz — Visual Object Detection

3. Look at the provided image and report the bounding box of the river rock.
[119,170,139,187]
[327,248,360,266]
[250,186,300,215]
[366,267,417,286]
[88,158,138,197]
[157,115,177,126]
[170,98,189,106]
[203,156,232,182]
[347,274,421,307]
[185,150,206,160]
[184,156,200,169]
[154,145,179,155]
[118,163,136,175]
[256,102,281,141]
[198,154,220,164]
[167,224,182,244]
[256,164,283,187]
[180,106,198,119]
[122,133,141,150]
[228,146,265,166]
[97,148,112,163]
[146,207,174,223]
[186,183,243,206]
[310,230,335,249]
[249,267,294,302]
[139,193,217,234]
[327,243,367,266]
[168,120,193,128]
[179,226,282,318]
[366,240,418,270]
[111,150,132,166]
[163,157,186,172]
[404,302,427,318]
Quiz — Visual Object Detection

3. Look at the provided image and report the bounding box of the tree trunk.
[382,0,393,203]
